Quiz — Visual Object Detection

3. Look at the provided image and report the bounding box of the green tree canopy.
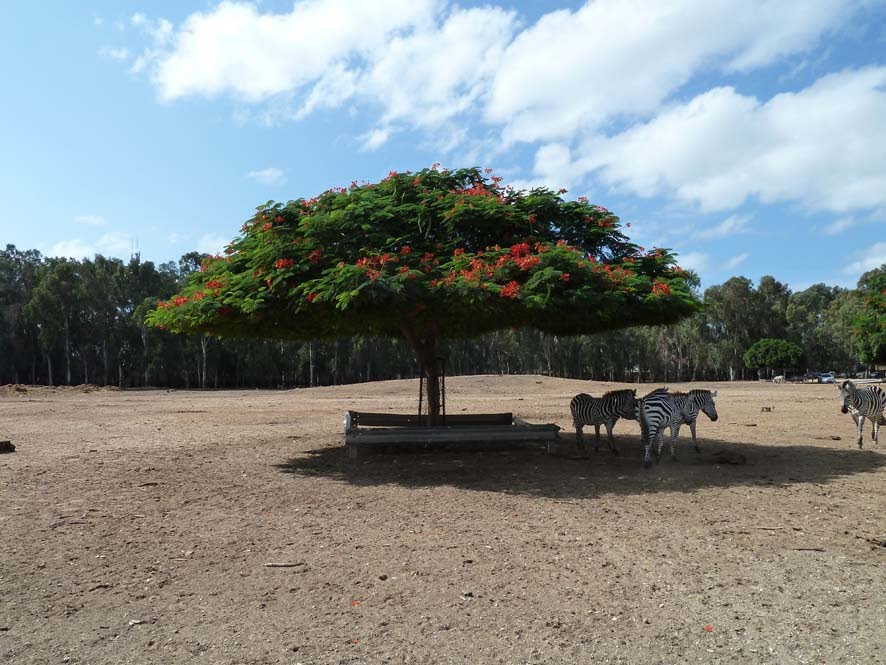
[743,338,804,374]
[147,166,700,417]
[851,265,885,365]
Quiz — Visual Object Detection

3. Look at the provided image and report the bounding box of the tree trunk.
[141,326,149,387]
[309,342,315,387]
[103,342,110,386]
[46,352,53,386]
[200,335,208,389]
[64,314,72,385]
[401,324,442,425]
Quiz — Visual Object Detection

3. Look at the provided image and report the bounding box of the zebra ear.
[710,390,717,397]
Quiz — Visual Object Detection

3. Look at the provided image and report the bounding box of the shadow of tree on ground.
[273,433,886,499]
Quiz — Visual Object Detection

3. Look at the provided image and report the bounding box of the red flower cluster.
[500,281,521,299]
[205,279,224,289]
[275,258,294,269]
[514,255,540,270]
[192,291,205,301]
[172,296,189,307]
[306,293,317,302]
[453,248,465,256]
[308,249,323,264]
[560,273,570,283]
[510,243,530,257]
[400,245,411,255]
[261,222,273,231]
[651,282,671,297]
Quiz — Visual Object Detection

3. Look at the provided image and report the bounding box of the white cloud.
[822,217,856,235]
[360,127,391,152]
[843,242,886,276]
[74,214,107,226]
[147,0,438,102]
[245,167,285,186]
[677,252,709,273]
[486,0,856,144]
[99,47,130,61]
[723,252,750,270]
[197,233,229,255]
[96,232,133,256]
[45,239,96,260]
[126,0,863,151]
[699,215,751,239]
[44,232,133,259]
[577,67,886,213]
[131,13,147,27]
[531,143,574,191]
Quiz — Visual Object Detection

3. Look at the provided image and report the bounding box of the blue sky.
[2,0,885,291]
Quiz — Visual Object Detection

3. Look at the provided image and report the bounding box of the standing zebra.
[836,380,885,448]
[570,389,638,455]
[669,389,719,455]
[636,387,677,468]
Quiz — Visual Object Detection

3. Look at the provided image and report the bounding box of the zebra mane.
[670,391,689,397]
[641,386,668,400]
[689,388,711,396]
[602,388,635,399]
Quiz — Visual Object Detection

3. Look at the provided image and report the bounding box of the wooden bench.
[343,411,561,459]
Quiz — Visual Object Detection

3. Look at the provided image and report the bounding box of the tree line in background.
[0,243,882,388]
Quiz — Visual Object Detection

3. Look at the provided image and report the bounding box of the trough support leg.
[348,445,359,461]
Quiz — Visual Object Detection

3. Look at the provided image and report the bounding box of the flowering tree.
[147,166,700,421]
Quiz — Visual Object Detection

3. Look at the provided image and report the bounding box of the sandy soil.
[1,376,884,665]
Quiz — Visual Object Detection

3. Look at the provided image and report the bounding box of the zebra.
[635,387,677,468]
[570,389,638,455]
[836,380,885,448]
[669,389,719,455]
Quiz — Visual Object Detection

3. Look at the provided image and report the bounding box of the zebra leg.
[575,424,585,453]
[856,416,865,449]
[605,421,620,456]
[873,417,880,446]
[654,429,665,463]
[594,424,601,452]
[643,432,653,468]
[669,423,681,461]
[690,420,700,453]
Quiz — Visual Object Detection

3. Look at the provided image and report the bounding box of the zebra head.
[838,380,857,414]
[617,389,639,420]
[690,389,718,421]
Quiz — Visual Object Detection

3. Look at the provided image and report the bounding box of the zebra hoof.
[643,459,652,469]
[611,448,620,457]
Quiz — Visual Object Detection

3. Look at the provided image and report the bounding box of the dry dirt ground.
[1,376,884,665]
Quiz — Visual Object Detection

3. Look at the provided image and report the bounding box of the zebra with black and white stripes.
[670,389,719,455]
[570,389,638,455]
[635,387,677,468]
[837,380,885,448]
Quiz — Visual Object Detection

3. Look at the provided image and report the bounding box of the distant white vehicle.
[819,372,836,384]
[772,375,785,383]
